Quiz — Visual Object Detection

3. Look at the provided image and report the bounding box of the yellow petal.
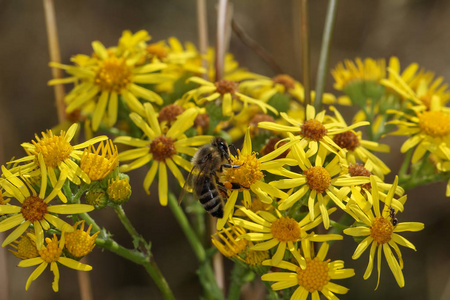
[158,163,168,206]
[25,262,48,291]
[58,257,93,271]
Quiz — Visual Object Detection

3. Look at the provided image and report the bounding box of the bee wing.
[178,165,197,205]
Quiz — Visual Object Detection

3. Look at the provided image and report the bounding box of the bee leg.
[219,163,241,172]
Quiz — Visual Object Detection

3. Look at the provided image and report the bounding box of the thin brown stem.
[197,0,209,79]
[299,0,311,105]
[215,0,229,81]
[210,216,225,292]
[77,257,93,300]
[43,0,66,123]
[231,19,284,74]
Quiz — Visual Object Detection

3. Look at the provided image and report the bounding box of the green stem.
[79,212,175,299]
[398,149,413,181]
[263,280,280,300]
[315,0,338,111]
[95,238,175,300]
[114,205,140,238]
[167,191,224,300]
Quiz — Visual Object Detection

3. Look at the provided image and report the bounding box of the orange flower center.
[273,74,296,90]
[418,111,450,138]
[215,80,238,95]
[149,135,177,162]
[158,104,185,126]
[21,196,48,222]
[297,258,330,292]
[95,57,132,93]
[333,131,360,151]
[304,166,331,193]
[300,119,328,141]
[32,130,73,168]
[270,217,301,242]
[348,163,372,190]
[370,216,393,245]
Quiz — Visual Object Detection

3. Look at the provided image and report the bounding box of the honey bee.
[178,137,246,218]
[388,207,398,226]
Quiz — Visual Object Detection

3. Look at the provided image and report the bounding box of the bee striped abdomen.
[195,175,224,218]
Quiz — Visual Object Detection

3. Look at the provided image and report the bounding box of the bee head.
[212,137,231,162]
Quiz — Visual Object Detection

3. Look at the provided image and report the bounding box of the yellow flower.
[332,57,386,91]
[231,206,342,266]
[114,103,211,206]
[9,230,39,260]
[0,166,94,250]
[262,241,354,299]
[344,176,424,288]
[388,96,450,163]
[11,124,107,202]
[258,105,369,158]
[212,224,248,258]
[80,139,119,181]
[18,233,92,292]
[327,106,391,178]
[107,175,132,204]
[217,127,297,230]
[65,221,99,258]
[183,76,278,117]
[116,30,150,58]
[381,57,450,109]
[49,37,171,131]
[270,145,370,229]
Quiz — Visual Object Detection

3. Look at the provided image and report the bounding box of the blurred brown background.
[1,0,450,299]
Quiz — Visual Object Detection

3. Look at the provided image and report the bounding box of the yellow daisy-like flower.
[381,57,450,109]
[80,139,119,181]
[344,176,424,288]
[231,206,342,266]
[0,166,94,250]
[327,106,391,178]
[332,57,386,91]
[49,38,171,131]
[212,224,249,259]
[116,29,150,59]
[258,105,369,158]
[262,241,355,300]
[18,233,92,292]
[270,145,370,229]
[183,76,278,117]
[11,124,107,202]
[114,103,211,206]
[65,220,99,258]
[388,96,450,163]
[217,127,298,230]
[9,230,39,260]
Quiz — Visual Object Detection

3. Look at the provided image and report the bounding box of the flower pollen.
[95,56,132,93]
[418,111,450,138]
[80,140,119,181]
[300,119,328,141]
[149,135,177,162]
[270,217,301,242]
[224,150,263,188]
[273,74,296,90]
[215,80,238,95]
[304,166,331,193]
[370,216,393,245]
[21,196,48,222]
[39,235,62,263]
[297,258,331,293]
[32,130,73,168]
[333,131,360,151]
